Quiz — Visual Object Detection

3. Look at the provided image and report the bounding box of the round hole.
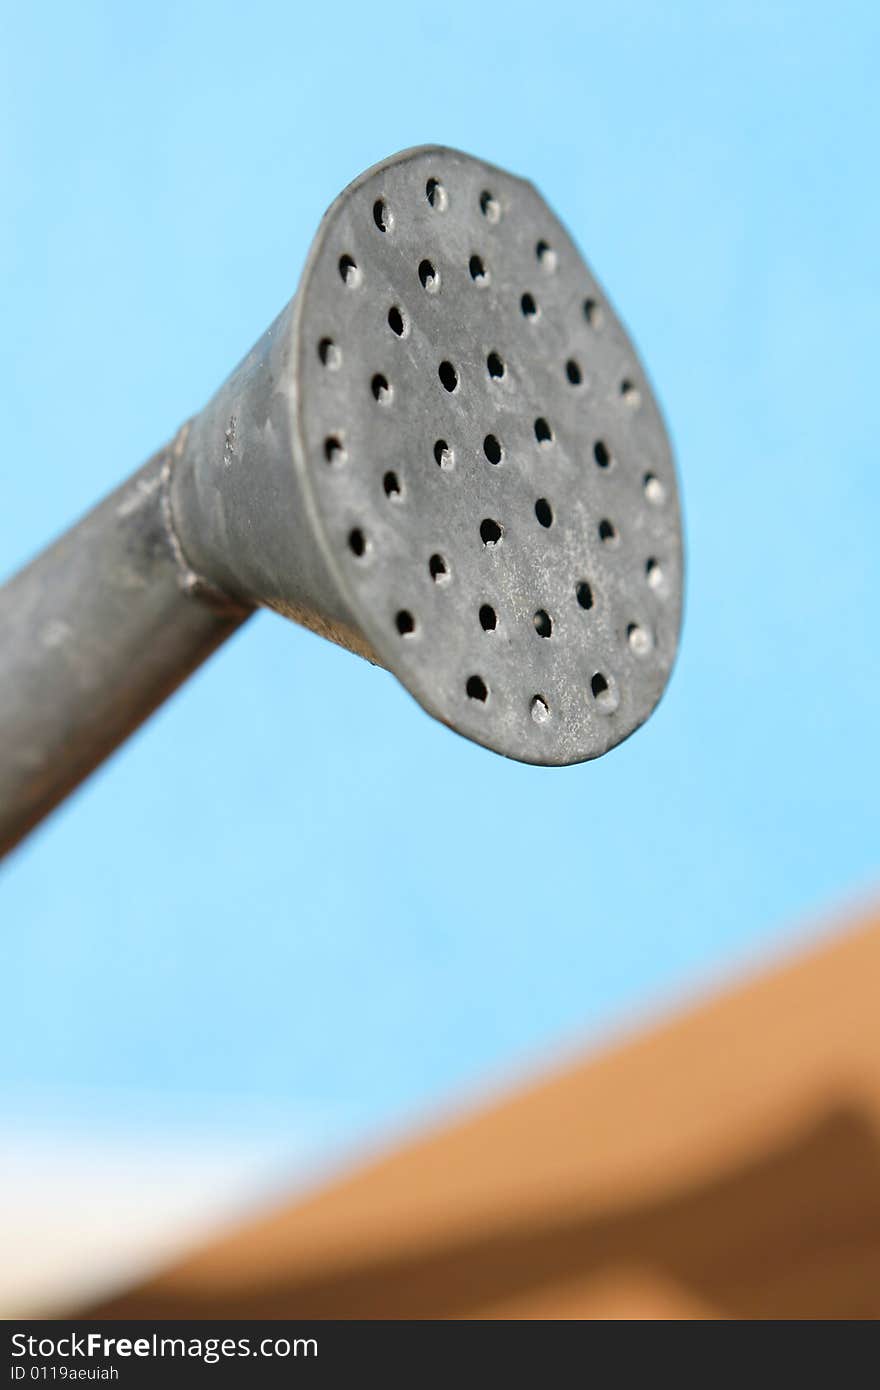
[583,297,604,328]
[395,609,415,636]
[536,240,557,271]
[531,695,550,724]
[590,671,619,712]
[644,473,666,505]
[426,177,447,210]
[469,254,489,284]
[348,527,367,557]
[387,305,406,337]
[419,259,439,293]
[646,557,664,590]
[576,581,593,610]
[338,254,360,287]
[479,604,497,631]
[429,553,449,582]
[480,190,500,223]
[466,674,489,701]
[566,358,582,386]
[534,417,553,444]
[620,378,641,407]
[627,622,652,655]
[434,439,454,469]
[598,518,618,544]
[318,337,341,369]
[438,360,458,392]
[373,198,391,233]
[480,518,502,546]
[593,440,612,469]
[383,470,401,499]
[371,373,392,403]
[533,609,553,638]
[535,498,553,528]
[486,351,505,379]
[483,434,502,465]
[520,291,538,318]
[324,435,346,465]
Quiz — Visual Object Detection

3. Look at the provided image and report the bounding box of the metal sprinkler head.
[0,146,683,857]
[173,146,683,766]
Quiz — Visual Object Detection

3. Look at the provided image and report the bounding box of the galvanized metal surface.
[173,146,683,766]
[0,145,683,856]
[0,446,249,859]
[302,148,682,763]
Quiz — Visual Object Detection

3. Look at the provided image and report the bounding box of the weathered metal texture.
[172,147,683,765]
[0,145,683,857]
[0,444,249,859]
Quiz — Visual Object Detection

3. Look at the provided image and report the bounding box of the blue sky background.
[1,1,878,1165]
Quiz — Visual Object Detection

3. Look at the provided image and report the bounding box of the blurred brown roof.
[86,908,880,1319]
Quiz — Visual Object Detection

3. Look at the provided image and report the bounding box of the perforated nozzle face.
[293,146,682,765]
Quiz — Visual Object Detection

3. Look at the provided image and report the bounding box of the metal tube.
[0,146,684,858]
[0,441,250,858]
